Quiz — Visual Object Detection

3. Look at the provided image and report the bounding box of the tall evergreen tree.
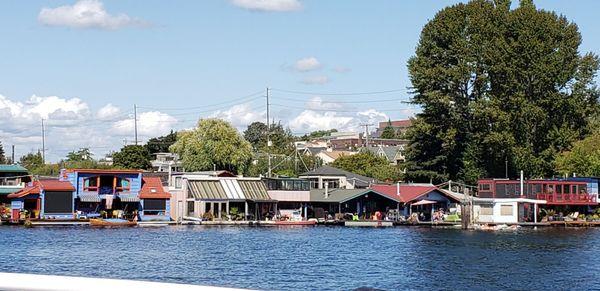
[406,0,599,183]
[0,141,6,164]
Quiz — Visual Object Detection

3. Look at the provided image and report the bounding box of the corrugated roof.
[220,179,245,200]
[7,179,74,198]
[370,184,445,203]
[0,164,28,173]
[188,180,228,200]
[238,180,272,201]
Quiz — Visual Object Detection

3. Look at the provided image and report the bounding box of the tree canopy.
[555,131,600,177]
[113,145,151,170]
[145,130,177,155]
[66,148,93,162]
[380,120,397,139]
[170,119,253,174]
[0,141,6,164]
[243,121,295,155]
[405,0,599,184]
[332,152,403,182]
[300,129,338,140]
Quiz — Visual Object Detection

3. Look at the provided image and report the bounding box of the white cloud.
[305,96,343,110]
[0,93,176,163]
[288,111,354,133]
[301,75,330,85]
[111,111,177,137]
[333,66,351,73]
[294,57,321,72]
[231,0,302,12]
[96,103,121,120]
[38,0,148,30]
[211,103,265,130]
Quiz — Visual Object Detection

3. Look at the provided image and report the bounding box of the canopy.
[78,194,101,203]
[118,193,140,203]
[411,199,437,206]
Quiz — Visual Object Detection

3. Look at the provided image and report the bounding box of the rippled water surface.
[1,226,599,290]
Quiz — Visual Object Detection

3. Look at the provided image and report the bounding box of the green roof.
[0,186,23,195]
[0,164,28,173]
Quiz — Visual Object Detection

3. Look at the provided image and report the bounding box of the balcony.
[536,193,597,205]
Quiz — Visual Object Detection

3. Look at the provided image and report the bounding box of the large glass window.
[83,177,98,191]
[500,205,513,216]
[116,177,130,191]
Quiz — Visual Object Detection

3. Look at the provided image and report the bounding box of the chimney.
[324,183,329,198]
[396,182,400,196]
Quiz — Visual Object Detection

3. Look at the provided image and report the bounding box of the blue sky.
[0,0,598,162]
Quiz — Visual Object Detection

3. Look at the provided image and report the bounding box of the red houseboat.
[477,179,597,205]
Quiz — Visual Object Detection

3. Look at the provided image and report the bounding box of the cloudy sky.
[1,0,599,162]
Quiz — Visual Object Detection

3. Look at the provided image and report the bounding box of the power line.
[270,103,416,113]
[270,88,405,96]
[271,95,408,104]
[137,90,265,111]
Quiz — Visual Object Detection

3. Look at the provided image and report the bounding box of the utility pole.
[360,123,373,148]
[505,157,508,178]
[266,87,272,177]
[41,118,46,164]
[11,145,15,164]
[134,104,138,146]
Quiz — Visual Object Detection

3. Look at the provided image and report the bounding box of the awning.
[119,193,140,202]
[238,180,272,202]
[188,180,229,200]
[411,199,437,206]
[78,194,101,203]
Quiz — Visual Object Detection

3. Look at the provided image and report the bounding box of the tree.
[300,129,338,140]
[243,121,295,155]
[145,130,177,155]
[406,0,599,184]
[170,119,253,174]
[332,152,403,182]
[380,119,397,139]
[66,148,93,162]
[19,152,44,170]
[113,145,151,170]
[555,131,600,177]
[0,141,6,164]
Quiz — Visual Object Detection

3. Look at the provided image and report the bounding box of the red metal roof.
[139,177,171,199]
[7,180,74,198]
[370,184,439,203]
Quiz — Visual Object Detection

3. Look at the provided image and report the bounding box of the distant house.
[151,152,183,173]
[362,145,405,165]
[299,165,378,189]
[315,150,356,164]
[372,119,413,138]
[0,164,30,204]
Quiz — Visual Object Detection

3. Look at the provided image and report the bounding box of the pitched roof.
[139,177,171,199]
[8,179,74,198]
[369,184,439,203]
[309,188,401,203]
[0,164,28,173]
[318,150,355,160]
[300,165,378,188]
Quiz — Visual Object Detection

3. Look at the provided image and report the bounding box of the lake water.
[1,226,599,290]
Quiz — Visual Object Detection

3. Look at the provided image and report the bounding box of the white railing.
[0,273,247,291]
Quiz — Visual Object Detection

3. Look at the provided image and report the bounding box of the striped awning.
[188,180,228,200]
[238,180,272,202]
[78,194,101,203]
[119,193,140,202]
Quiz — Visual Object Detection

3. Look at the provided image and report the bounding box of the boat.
[345,220,394,227]
[274,220,317,226]
[90,218,137,227]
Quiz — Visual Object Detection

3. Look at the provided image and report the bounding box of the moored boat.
[90,218,137,227]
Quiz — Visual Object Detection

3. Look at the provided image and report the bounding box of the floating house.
[477,179,596,205]
[370,184,460,221]
[177,176,276,221]
[264,177,310,220]
[8,169,171,222]
[8,179,75,221]
[0,164,30,205]
[471,197,546,224]
[309,188,401,220]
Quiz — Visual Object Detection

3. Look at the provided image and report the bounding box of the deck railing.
[536,193,597,204]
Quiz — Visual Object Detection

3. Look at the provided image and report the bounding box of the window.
[83,177,98,191]
[144,199,166,211]
[44,191,73,214]
[480,205,493,215]
[479,184,491,191]
[500,205,513,216]
[187,201,195,216]
[174,177,182,189]
[564,184,571,194]
[116,178,130,191]
[556,184,563,194]
[309,179,319,189]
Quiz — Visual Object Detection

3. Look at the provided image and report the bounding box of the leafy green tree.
[300,129,338,140]
[145,130,177,155]
[113,145,151,170]
[332,152,402,182]
[66,148,93,162]
[555,131,600,177]
[380,119,397,139]
[246,152,322,177]
[0,141,6,164]
[406,0,599,184]
[243,121,295,155]
[170,119,253,174]
[19,151,44,170]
